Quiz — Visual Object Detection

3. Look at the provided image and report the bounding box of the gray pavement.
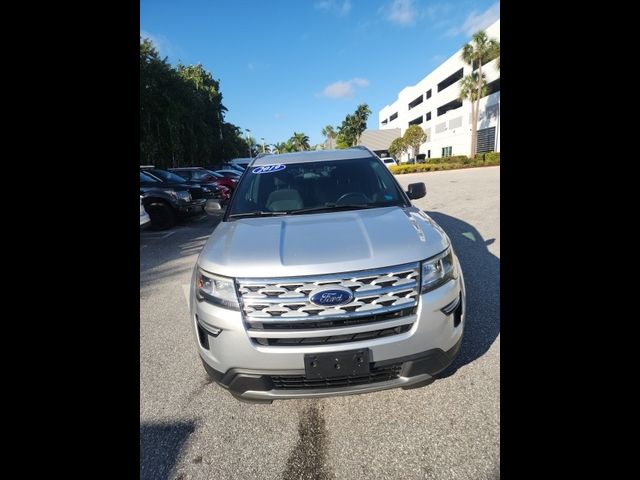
[140,165,500,480]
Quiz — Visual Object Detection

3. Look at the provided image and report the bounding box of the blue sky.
[140,0,500,147]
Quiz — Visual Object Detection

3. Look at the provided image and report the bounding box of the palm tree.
[272,142,287,154]
[459,72,488,153]
[321,125,337,149]
[353,104,372,145]
[290,132,310,152]
[461,30,500,158]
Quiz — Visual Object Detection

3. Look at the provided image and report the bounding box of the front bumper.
[200,335,462,401]
[191,267,466,401]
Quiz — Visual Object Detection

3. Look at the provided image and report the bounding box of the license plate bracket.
[304,349,370,379]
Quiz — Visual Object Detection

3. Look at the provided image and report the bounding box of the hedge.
[390,152,499,175]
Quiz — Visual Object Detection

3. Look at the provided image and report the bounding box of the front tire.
[145,201,177,230]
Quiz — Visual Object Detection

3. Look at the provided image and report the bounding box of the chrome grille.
[237,262,420,320]
[236,262,420,346]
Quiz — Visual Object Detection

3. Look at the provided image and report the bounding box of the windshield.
[227,157,407,216]
[145,169,187,183]
[140,171,159,182]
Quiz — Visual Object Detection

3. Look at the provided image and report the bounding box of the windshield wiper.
[227,211,288,219]
[287,203,382,215]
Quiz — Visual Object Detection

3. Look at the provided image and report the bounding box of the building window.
[437,98,462,116]
[381,119,388,125]
[482,78,500,97]
[435,122,447,134]
[427,150,431,158]
[442,146,452,157]
[389,112,398,122]
[437,68,463,92]
[408,115,423,126]
[408,94,423,110]
[472,50,499,71]
[425,111,431,122]
[476,127,496,153]
[426,89,432,99]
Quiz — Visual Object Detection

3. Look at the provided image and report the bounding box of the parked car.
[214,169,242,180]
[380,157,398,168]
[191,147,466,403]
[139,171,206,229]
[229,157,252,170]
[140,195,151,230]
[225,162,246,172]
[140,167,222,201]
[204,161,246,174]
[170,167,236,195]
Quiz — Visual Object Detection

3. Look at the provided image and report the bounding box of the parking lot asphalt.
[140,165,500,480]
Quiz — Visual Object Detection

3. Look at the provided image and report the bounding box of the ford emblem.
[309,286,354,307]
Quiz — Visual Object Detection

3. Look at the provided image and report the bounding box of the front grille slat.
[270,363,402,390]
[253,323,412,346]
[237,262,420,346]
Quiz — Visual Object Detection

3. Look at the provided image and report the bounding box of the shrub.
[389,156,499,175]
[473,152,500,164]
[424,155,470,164]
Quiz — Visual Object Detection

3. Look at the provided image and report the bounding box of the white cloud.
[447,1,500,37]
[319,77,370,99]
[383,0,418,26]
[351,77,369,87]
[426,2,452,20]
[314,0,352,16]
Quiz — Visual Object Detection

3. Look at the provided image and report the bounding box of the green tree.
[335,133,350,149]
[321,125,337,149]
[403,125,428,161]
[459,72,488,158]
[272,142,287,154]
[140,36,243,167]
[461,30,500,158]
[290,132,310,151]
[337,103,372,147]
[388,137,408,162]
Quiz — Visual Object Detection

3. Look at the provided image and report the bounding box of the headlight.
[177,190,192,202]
[421,247,458,293]
[196,269,239,309]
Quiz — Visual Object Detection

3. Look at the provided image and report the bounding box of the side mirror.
[204,199,225,215]
[407,182,427,200]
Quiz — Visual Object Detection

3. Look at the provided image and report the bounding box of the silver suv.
[190,148,465,403]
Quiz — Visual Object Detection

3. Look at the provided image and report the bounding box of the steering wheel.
[336,192,369,205]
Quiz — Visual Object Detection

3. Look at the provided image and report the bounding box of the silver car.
[190,148,465,403]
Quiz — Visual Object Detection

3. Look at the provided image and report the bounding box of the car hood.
[198,206,449,278]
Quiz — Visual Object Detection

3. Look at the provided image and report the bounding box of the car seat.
[265,189,304,211]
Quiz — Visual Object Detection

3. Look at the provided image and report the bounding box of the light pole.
[245,128,252,159]
[261,137,265,154]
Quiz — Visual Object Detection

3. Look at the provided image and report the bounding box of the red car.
[170,167,238,193]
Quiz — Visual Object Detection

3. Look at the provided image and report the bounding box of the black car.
[140,167,223,201]
[140,171,206,229]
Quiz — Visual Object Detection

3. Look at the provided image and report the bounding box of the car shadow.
[140,420,196,480]
[424,210,500,378]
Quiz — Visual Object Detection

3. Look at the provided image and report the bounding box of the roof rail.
[352,145,380,159]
